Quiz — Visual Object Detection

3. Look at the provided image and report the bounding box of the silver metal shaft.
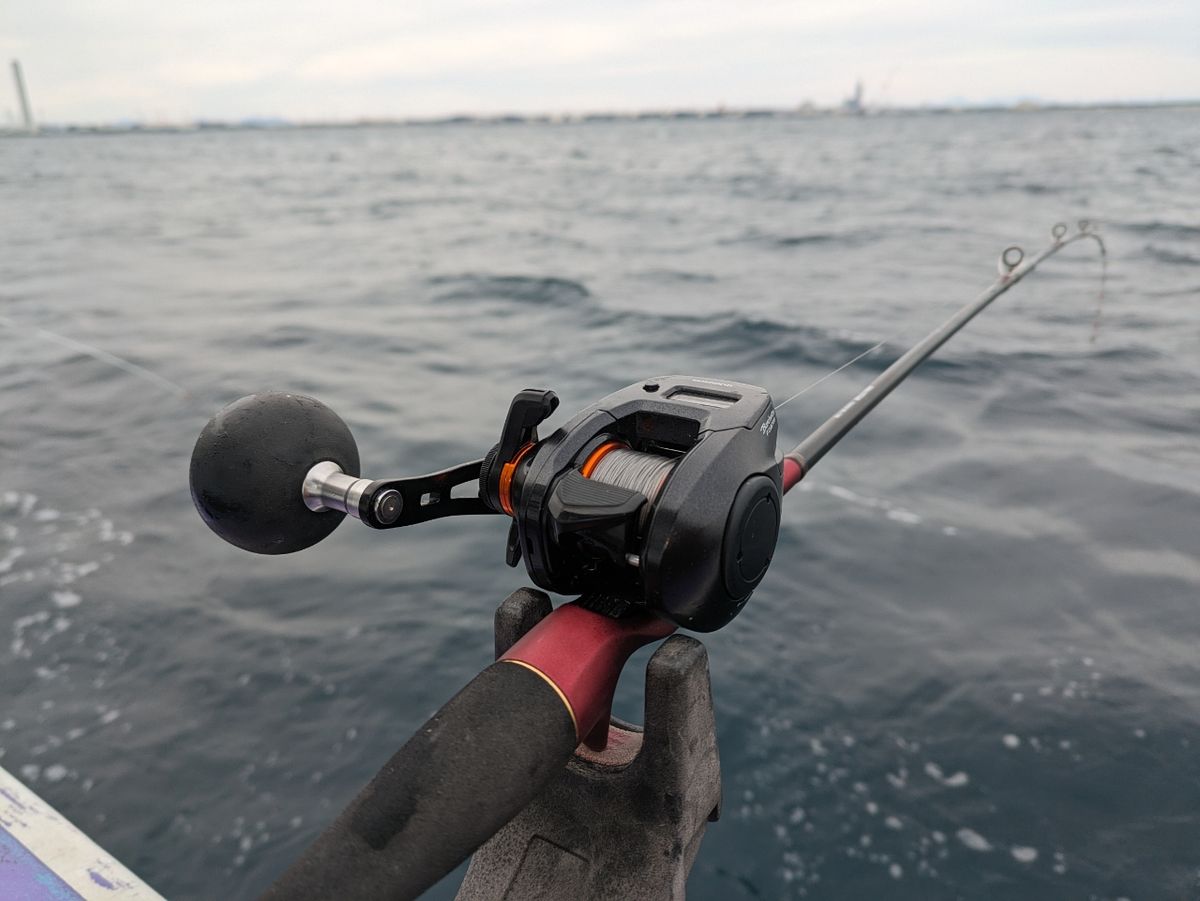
[302,461,371,518]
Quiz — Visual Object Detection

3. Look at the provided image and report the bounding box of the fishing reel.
[190,377,782,631]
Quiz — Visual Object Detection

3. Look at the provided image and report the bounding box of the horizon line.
[7,96,1199,133]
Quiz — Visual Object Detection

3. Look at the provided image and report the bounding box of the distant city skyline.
[4,0,1198,125]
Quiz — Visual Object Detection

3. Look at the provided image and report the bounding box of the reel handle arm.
[261,602,674,901]
[352,458,498,529]
[190,393,501,554]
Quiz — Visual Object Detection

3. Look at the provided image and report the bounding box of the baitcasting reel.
[190,376,782,631]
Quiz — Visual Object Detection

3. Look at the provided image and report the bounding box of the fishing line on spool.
[580,442,680,530]
[587,447,677,505]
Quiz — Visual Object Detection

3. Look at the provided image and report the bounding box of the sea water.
[2,108,1199,899]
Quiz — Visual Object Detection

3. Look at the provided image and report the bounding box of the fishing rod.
[781,221,1106,491]
[187,222,1105,900]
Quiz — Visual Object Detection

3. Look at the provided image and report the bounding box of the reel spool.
[189,377,783,631]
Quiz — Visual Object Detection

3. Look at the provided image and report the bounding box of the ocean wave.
[1001,181,1065,196]
[720,227,882,250]
[576,302,1156,380]
[367,195,468,219]
[579,306,894,372]
[1143,245,1200,266]
[1143,283,1200,298]
[254,324,327,349]
[1118,221,1200,240]
[427,274,591,306]
[632,268,719,284]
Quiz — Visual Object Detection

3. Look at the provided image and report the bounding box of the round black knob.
[189,392,361,554]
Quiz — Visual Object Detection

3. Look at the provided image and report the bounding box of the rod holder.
[458,588,721,901]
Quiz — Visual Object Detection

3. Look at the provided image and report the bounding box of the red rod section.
[782,456,805,494]
[500,602,676,750]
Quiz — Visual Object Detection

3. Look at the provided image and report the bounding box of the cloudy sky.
[5,0,1198,124]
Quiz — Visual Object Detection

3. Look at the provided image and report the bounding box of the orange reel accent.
[580,441,627,479]
[499,441,537,517]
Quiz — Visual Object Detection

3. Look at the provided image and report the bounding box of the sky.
[4,0,1199,124]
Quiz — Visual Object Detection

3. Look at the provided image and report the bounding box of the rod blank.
[781,228,1105,492]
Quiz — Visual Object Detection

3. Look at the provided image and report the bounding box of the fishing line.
[0,315,190,399]
[1086,222,1108,344]
[587,447,677,505]
[775,336,894,410]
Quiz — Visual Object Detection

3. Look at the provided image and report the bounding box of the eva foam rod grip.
[260,661,577,901]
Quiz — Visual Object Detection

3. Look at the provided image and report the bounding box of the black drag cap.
[722,475,781,599]
[478,442,502,511]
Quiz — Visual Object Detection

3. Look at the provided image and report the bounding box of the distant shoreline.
[4,99,1198,137]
